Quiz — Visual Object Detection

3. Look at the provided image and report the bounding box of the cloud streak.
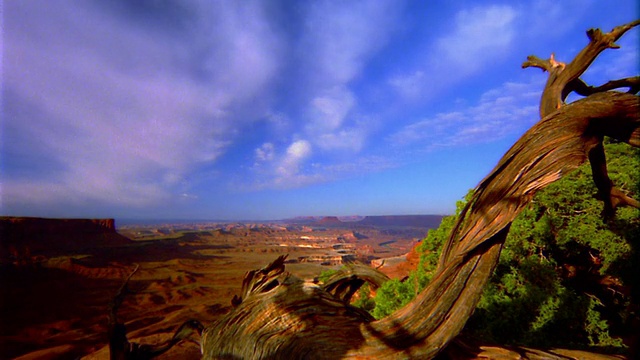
[389,4,518,101]
[3,1,283,213]
[247,0,404,189]
[389,78,543,151]
[436,5,517,74]
[298,0,403,152]
[250,139,321,190]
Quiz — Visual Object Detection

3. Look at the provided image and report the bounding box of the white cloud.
[436,5,517,74]
[244,148,396,192]
[255,143,275,163]
[278,140,312,176]
[2,1,283,212]
[243,1,404,188]
[308,86,355,132]
[317,128,366,152]
[286,140,312,160]
[301,0,402,85]
[389,77,543,150]
[299,0,402,152]
[196,1,283,103]
[390,4,518,101]
[246,139,321,190]
[388,71,425,101]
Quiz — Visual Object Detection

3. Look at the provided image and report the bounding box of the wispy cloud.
[248,0,403,189]
[307,86,355,133]
[523,0,596,38]
[298,0,403,152]
[248,139,396,191]
[300,0,402,86]
[386,0,606,104]
[3,1,283,212]
[249,139,321,190]
[436,5,517,74]
[277,140,313,178]
[389,78,543,150]
[254,143,276,164]
[389,4,518,101]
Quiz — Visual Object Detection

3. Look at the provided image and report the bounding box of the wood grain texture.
[199,94,638,360]
[198,20,640,360]
[107,20,640,360]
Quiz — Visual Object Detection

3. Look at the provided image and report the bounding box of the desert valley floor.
[0,215,442,359]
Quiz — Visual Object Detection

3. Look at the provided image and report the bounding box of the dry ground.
[1,228,418,359]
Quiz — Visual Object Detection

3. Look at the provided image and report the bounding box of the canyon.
[0,215,442,359]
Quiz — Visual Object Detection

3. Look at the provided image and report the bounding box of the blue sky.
[2,1,638,221]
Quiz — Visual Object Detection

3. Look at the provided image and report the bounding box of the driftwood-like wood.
[323,262,391,304]
[522,20,639,118]
[106,20,639,360]
[197,20,639,360]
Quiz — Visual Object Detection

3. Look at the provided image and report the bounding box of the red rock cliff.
[0,217,129,263]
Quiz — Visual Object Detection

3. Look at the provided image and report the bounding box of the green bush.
[369,140,639,351]
[371,191,472,319]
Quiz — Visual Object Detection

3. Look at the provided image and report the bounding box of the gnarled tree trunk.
[109,20,640,360]
[199,20,639,360]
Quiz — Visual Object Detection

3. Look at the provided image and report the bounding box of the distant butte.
[357,215,444,228]
[0,217,131,263]
[286,215,446,228]
[316,216,342,225]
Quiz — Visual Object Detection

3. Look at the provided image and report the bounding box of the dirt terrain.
[0,216,441,359]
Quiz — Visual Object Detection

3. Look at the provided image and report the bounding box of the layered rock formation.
[357,215,444,228]
[0,217,130,265]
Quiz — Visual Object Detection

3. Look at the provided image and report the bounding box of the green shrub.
[369,140,639,352]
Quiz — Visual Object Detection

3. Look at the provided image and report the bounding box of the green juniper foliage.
[351,282,376,313]
[369,140,639,351]
[317,268,338,284]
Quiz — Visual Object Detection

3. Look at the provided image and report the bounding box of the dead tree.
[199,20,639,359]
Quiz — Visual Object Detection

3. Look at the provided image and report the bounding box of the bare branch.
[522,55,554,72]
[585,141,640,219]
[322,263,390,303]
[525,19,640,118]
[571,76,640,97]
